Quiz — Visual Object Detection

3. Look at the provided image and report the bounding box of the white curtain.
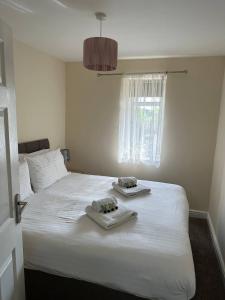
[118,73,167,167]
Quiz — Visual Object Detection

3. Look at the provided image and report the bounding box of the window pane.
[118,74,167,166]
[135,102,161,161]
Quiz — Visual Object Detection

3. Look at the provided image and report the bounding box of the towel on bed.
[112,182,151,197]
[118,177,137,188]
[85,205,137,230]
[92,196,118,213]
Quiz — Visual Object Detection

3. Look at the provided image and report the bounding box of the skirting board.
[189,209,208,219]
[189,209,225,285]
[207,213,225,286]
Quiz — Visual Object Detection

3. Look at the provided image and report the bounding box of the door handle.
[15,194,27,224]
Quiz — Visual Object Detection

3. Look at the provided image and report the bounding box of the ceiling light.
[83,12,118,72]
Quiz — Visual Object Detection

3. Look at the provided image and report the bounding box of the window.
[118,74,167,166]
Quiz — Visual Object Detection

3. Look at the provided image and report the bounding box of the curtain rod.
[97,70,188,77]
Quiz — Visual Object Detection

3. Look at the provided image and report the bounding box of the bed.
[19,139,196,300]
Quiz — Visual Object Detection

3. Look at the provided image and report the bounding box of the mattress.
[22,173,196,300]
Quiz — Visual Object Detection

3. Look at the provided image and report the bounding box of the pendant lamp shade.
[83,37,118,71]
[83,12,118,71]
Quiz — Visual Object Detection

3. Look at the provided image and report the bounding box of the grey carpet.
[189,217,225,299]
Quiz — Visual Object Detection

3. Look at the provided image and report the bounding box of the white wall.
[14,40,66,149]
[209,72,225,262]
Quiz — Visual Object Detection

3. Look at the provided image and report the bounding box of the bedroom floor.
[25,218,225,300]
[189,218,225,299]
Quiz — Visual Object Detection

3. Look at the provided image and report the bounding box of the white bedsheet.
[22,173,195,300]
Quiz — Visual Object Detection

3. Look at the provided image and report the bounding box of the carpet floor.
[189,217,225,299]
[25,217,225,300]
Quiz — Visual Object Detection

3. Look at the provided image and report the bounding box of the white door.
[0,19,25,300]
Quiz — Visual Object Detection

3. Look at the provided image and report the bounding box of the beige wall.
[14,40,65,149]
[66,57,225,210]
[209,72,225,261]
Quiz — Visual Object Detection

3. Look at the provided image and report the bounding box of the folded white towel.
[85,205,137,230]
[112,182,151,197]
[92,196,118,213]
[118,177,137,188]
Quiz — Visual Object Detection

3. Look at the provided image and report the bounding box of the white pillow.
[26,149,68,192]
[19,160,34,200]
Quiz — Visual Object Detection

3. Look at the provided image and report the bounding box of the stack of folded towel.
[92,197,118,214]
[112,177,151,197]
[85,196,137,230]
[118,177,137,188]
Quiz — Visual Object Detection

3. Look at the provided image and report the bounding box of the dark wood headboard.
[18,139,50,154]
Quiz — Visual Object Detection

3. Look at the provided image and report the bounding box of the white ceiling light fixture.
[83,12,118,71]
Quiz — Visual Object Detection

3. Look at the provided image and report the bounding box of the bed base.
[24,269,146,300]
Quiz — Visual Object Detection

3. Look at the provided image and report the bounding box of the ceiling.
[0,0,225,61]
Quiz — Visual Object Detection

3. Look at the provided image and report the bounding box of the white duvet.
[22,173,195,300]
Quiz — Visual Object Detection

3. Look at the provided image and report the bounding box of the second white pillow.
[19,159,34,200]
[27,149,68,192]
